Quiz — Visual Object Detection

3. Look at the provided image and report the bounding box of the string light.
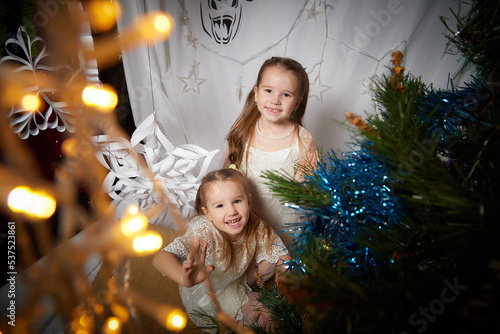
[103,316,122,333]
[79,314,94,328]
[154,14,172,32]
[136,12,175,42]
[127,205,139,215]
[7,186,57,219]
[131,230,163,255]
[110,303,129,321]
[165,308,188,332]
[21,93,41,111]
[116,290,188,332]
[86,0,123,32]
[120,205,148,236]
[82,84,118,112]
[0,5,200,334]
[61,138,79,157]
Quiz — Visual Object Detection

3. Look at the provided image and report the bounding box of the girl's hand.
[253,309,276,333]
[183,239,215,287]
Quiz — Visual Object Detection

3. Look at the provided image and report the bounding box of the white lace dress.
[163,215,288,330]
[241,126,312,247]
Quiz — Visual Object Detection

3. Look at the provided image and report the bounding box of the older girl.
[225,57,316,247]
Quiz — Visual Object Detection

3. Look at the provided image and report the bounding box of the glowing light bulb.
[120,214,148,236]
[137,12,174,42]
[21,93,41,111]
[7,186,30,211]
[61,138,78,157]
[120,206,148,236]
[132,230,162,255]
[127,205,139,215]
[103,316,122,333]
[8,186,56,219]
[79,314,93,328]
[82,85,118,112]
[110,302,129,321]
[87,0,123,32]
[82,85,97,103]
[166,309,187,332]
[154,14,171,32]
[31,193,56,218]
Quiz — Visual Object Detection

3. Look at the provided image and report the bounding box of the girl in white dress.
[225,57,316,247]
[153,168,290,332]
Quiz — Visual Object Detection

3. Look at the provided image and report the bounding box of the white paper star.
[305,1,323,21]
[178,61,207,95]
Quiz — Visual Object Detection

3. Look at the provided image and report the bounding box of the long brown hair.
[195,168,272,271]
[226,57,310,168]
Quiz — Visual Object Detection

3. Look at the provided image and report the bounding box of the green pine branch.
[441,0,500,79]
[262,170,330,209]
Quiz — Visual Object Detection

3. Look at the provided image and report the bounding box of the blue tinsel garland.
[287,149,402,278]
[416,78,494,152]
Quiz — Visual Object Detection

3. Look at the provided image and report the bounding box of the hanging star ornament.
[309,73,333,102]
[305,0,323,21]
[177,61,207,95]
[184,32,197,47]
[361,78,377,98]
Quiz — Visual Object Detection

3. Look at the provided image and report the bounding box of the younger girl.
[225,57,316,247]
[152,168,290,332]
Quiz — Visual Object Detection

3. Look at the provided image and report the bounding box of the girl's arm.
[153,239,214,287]
[152,250,186,285]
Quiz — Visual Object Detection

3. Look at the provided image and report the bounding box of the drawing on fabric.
[200,0,253,45]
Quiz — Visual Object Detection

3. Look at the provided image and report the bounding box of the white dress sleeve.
[163,215,216,265]
[255,220,289,265]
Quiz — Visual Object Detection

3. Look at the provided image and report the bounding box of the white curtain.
[116,0,469,162]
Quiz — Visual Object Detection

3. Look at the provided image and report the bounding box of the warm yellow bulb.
[103,316,121,333]
[127,205,139,215]
[154,14,171,32]
[61,138,78,157]
[79,314,93,328]
[7,186,31,211]
[21,93,41,111]
[82,85,96,103]
[7,186,56,219]
[32,192,57,218]
[132,230,162,255]
[110,302,129,321]
[137,12,174,42]
[87,0,123,32]
[120,214,148,236]
[82,85,118,111]
[165,308,187,332]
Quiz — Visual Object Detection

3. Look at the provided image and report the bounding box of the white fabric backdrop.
[116,0,469,165]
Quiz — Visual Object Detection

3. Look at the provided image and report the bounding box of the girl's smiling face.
[254,65,303,126]
[201,180,251,242]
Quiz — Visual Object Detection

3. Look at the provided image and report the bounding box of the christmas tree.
[261,0,500,333]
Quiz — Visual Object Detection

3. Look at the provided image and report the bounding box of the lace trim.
[235,293,249,322]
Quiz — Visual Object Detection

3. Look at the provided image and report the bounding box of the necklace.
[256,120,294,151]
